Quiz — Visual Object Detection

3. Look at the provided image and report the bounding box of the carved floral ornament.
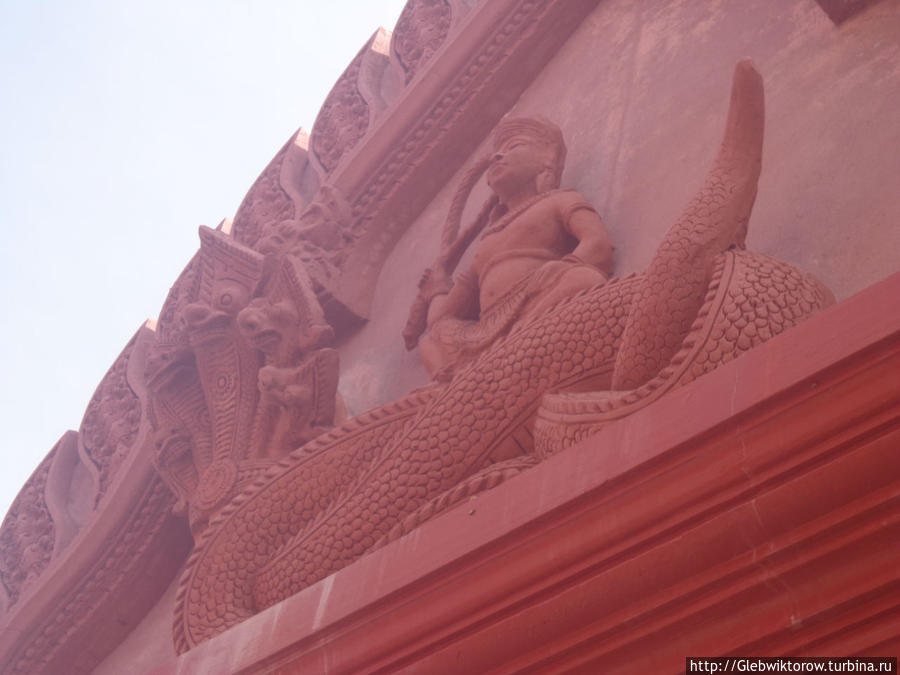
[393,0,453,83]
[168,61,834,651]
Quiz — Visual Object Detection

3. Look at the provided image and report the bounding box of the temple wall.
[337,0,900,416]
[515,0,900,295]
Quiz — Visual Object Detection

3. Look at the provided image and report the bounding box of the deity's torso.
[470,189,594,312]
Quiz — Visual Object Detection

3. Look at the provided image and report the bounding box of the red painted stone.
[2,0,900,673]
[152,271,900,674]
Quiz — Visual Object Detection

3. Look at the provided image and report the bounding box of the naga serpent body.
[173,61,834,651]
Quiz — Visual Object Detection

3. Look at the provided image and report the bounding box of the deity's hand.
[418,266,454,301]
[532,257,581,288]
[404,266,455,350]
[519,255,610,322]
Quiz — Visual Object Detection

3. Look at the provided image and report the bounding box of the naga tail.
[611,60,765,391]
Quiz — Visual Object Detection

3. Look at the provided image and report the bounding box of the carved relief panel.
[147,226,340,535]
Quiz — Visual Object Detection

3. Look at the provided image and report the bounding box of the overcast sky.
[0,0,408,518]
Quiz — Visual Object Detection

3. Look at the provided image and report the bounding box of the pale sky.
[0,0,409,518]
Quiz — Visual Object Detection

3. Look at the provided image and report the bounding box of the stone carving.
[0,322,197,675]
[534,251,834,454]
[393,0,452,83]
[0,476,186,675]
[0,335,143,616]
[255,184,356,309]
[231,135,299,250]
[221,115,365,328]
[43,431,88,557]
[171,61,833,650]
[0,450,56,613]
[337,0,572,325]
[236,259,337,454]
[173,385,441,651]
[375,453,540,548]
[147,225,340,536]
[235,0,571,329]
[404,115,614,379]
[80,334,142,498]
[311,50,369,174]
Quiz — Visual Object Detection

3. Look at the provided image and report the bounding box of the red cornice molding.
[0,329,192,675]
[154,271,900,674]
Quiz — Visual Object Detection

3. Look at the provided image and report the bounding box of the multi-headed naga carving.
[172,62,833,650]
[146,226,339,536]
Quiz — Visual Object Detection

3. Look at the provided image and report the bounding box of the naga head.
[236,297,302,365]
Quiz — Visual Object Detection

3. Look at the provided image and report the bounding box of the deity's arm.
[426,269,480,327]
[566,205,614,277]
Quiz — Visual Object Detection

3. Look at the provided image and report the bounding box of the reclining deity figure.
[405,117,614,379]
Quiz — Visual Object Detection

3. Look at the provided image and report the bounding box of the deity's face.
[486,135,553,197]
